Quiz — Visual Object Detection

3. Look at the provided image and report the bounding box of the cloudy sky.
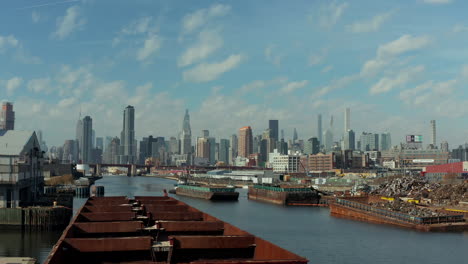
[1,0,468,147]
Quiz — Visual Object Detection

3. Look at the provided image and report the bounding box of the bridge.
[88,164,152,176]
[88,164,272,177]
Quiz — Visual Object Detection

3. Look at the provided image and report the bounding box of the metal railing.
[335,198,464,225]
[253,185,313,192]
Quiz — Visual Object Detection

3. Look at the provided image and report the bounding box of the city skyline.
[1,1,468,146]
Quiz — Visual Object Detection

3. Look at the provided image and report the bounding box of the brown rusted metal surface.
[83,205,134,212]
[158,221,224,232]
[79,212,136,222]
[73,221,143,233]
[144,204,190,212]
[153,211,203,221]
[171,235,255,249]
[64,237,152,252]
[45,196,308,264]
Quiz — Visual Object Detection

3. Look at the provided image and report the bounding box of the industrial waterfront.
[0,175,466,264]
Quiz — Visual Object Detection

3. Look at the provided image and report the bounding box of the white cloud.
[461,65,468,78]
[178,28,223,67]
[94,81,126,99]
[238,77,288,95]
[136,34,162,62]
[321,65,333,73]
[347,11,393,33]
[32,11,41,23]
[308,48,328,66]
[369,65,424,95]
[280,80,309,94]
[422,0,452,4]
[377,34,431,58]
[27,78,52,93]
[52,5,86,40]
[311,1,349,29]
[5,77,23,95]
[313,74,359,98]
[181,4,231,35]
[183,54,245,83]
[58,97,76,108]
[361,35,431,76]
[113,16,158,45]
[0,35,19,52]
[453,24,468,33]
[264,45,284,66]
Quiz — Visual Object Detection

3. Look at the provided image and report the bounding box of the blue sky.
[1,0,468,147]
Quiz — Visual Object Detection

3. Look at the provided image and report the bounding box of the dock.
[45,196,308,264]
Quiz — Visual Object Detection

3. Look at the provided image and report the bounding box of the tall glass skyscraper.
[180,109,192,155]
[119,105,136,164]
[268,120,279,142]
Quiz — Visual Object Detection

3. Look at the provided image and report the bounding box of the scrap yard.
[330,176,468,231]
[45,196,308,264]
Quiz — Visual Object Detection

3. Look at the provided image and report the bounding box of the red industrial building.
[423,162,468,183]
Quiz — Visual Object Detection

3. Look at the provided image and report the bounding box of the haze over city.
[1,0,468,147]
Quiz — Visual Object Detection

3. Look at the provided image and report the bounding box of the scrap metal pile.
[370,199,446,217]
[372,176,468,205]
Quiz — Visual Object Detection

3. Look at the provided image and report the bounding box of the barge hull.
[176,188,239,200]
[248,188,320,205]
[330,197,468,232]
[45,196,307,264]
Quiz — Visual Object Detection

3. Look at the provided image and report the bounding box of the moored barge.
[176,184,239,200]
[330,196,468,232]
[248,185,321,205]
[45,196,306,264]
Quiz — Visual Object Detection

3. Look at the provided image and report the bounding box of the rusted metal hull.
[248,188,320,206]
[176,188,239,201]
[330,197,468,232]
[45,196,307,264]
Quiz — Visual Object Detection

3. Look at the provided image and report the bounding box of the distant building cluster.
[2,100,461,178]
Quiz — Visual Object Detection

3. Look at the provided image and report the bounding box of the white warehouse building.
[268,149,301,173]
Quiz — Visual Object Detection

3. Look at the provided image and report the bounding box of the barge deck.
[330,196,468,232]
[45,196,306,264]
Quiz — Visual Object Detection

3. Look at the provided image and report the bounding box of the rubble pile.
[370,199,446,218]
[424,182,468,204]
[371,176,430,197]
[372,176,468,205]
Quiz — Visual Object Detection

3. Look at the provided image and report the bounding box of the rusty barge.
[175,185,239,201]
[45,196,307,264]
[248,185,321,206]
[330,196,468,232]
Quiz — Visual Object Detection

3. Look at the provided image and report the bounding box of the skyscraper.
[238,126,253,158]
[196,137,210,159]
[82,116,93,163]
[219,139,230,164]
[293,128,298,143]
[208,137,216,164]
[344,129,355,150]
[96,137,103,151]
[304,137,320,155]
[380,133,392,151]
[317,114,322,145]
[62,140,77,163]
[268,120,279,142]
[180,109,192,155]
[430,120,436,147]
[229,134,238,164]
[323,115,334,151]
[119,105,136,164]
[344,108,350,132]
[360,132,379,151]
[0,102,15,130]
